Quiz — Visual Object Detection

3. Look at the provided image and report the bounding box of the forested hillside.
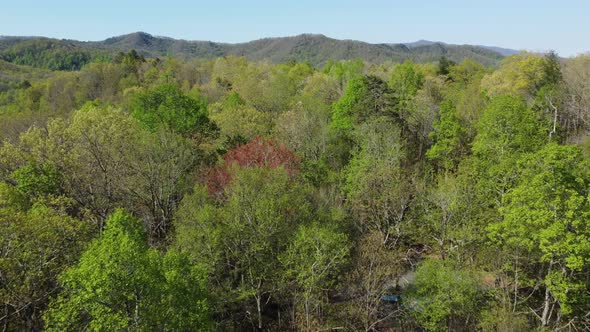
[1,47,590,331]
[0,32,508,68]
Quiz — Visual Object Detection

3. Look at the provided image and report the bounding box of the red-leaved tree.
[205,136,300,196]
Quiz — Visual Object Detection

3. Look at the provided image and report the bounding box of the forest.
[1,43,590,331]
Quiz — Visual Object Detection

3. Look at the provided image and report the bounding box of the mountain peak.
[404,40,440,48]
[103,32,155,46]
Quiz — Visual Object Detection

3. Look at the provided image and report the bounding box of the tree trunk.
[513,255,518,312]
[256,295,263,330]
[305,293,310,331]
[3,304,8,332]
[548,97,558,140]
[134,290,140,329]
[541,260,554,326]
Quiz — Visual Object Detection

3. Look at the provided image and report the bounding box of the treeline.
[0,33,506,68]
[0,38,97,71]
[1,50,590,331]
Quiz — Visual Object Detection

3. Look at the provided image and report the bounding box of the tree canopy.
[2,47,590,331]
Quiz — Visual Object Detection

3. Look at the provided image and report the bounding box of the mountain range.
[0,32,519,68]
[403,39,519,57]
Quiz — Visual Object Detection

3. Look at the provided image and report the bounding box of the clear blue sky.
[1,0,588,56]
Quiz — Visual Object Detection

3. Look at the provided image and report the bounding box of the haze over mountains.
[403,39,520,57]
[0,32,519,68]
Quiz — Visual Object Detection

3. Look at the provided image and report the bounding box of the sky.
[0,0,588,56]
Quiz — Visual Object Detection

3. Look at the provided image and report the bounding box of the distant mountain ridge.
[402,39,519,56]
[0,32,519,68]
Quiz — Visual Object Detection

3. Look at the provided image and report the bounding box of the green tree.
[472,95,549,203]
[331,75,397,134]
[389,60,424,114]
[130,83,215,136]
[448,58,488,86]
[0,181,28,210]
[280,224,350,330]
[481,53,548,100]
[445,59,489,139]
[531,52,564,141]
[273,73,337,164]
[343,117,412,246]
[323,59,364,94]
[209,98,272,143]
[175,167,311,330]
[43,209,210,331]
[427,100,467,171]
[420,173,484,261]
[330,75,399,168]
[1,104,200,242]
[562,54,590,138]
[408,259,485,332]
[436,56,456,76]
[15,105,141,225]
[1,188,91,331]
[336,232,406,331]
[10,161,62,198]
[128,129,199,243]
[489,143,590,327]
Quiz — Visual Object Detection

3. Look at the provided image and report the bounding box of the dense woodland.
[1,43,590,332]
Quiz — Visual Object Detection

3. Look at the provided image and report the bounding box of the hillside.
[404,39,520,56]
[0,32,510,68]
[0,59,54,92]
